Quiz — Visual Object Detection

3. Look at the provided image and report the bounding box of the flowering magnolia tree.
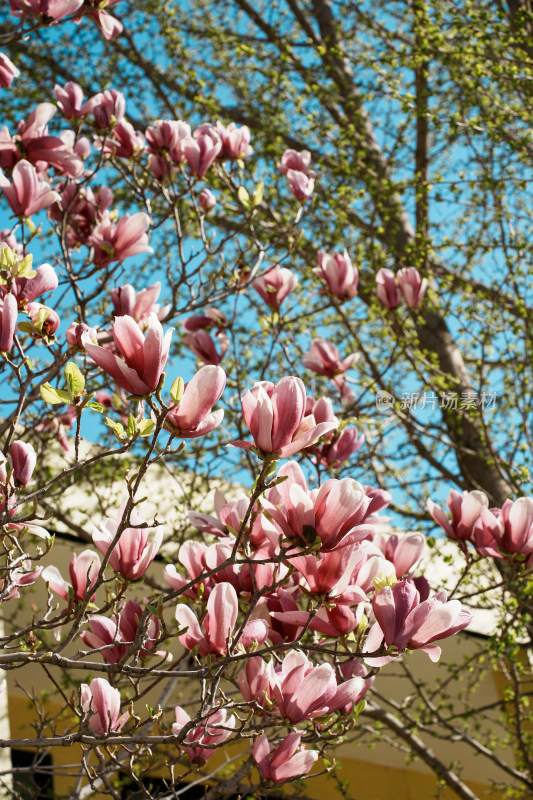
[0,2,532,799]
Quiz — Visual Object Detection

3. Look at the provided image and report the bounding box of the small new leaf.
[238,186,250,209]
[65,362,85,399]
[138,419,156,437]
[40,383,71,405]
[170,376,184,404]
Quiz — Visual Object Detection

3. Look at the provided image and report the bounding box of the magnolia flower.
[397,267,427,308]
[110,282,166,324]
[90,211,152,267]
[8,263,58,310]
[0,53,20,89]
[80,678,128,734]
[427,489,489,541]
[376,268,401,310]
[10,440,36,486]
[92,504,163,581]
[314,250,358,301]
[253,732,319,784]
[287,169,315,202]
[42,549,101,603]
[83,313,172,395]
[252,265,298,311]
[215,121,252,159]
[175,581,268,656]
[183,131,221,178]
[0,294,17,351]
[172,706,235,764]
[278,149,314,175]
[0,160,60,217]
[198,188,216,212]
[164,365,226,438]
[370,580,472,662]
[231,376,338,459]
[184,329,229,366]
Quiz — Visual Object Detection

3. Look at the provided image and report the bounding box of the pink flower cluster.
[376,267,427,310]
[428,489,533,566]
[279,149,315,202]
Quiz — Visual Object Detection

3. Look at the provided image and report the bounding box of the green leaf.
[127,413,137,438]
[40,383,71,405]
[252,179,264,207]
[105,418,126,441]
[65,362,85,398]
[170,376,184,404]
[86,401,104,413]
[138,419,156,436]
[238,185,250,209]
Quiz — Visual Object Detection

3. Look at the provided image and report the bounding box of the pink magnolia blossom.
[232,376,338,459]
[376,268,401,310]
[253,732,319,784]
[198,188,216,212]
[83,313,172,395]
[289,545,366,600]
[303,339,357,379]
[0,230,21,252]
[27,302,60,336]
[92,504,163,581]
[478,497,533,562]
[427,489,489,541]
[6,102,83,176]
[111,282,167,325]
[371,580,472,662]
[183,131,222,178]
[278,149,314,175]
[54,81,99,120]
[145,120,191,171]
[286,169,315,202]
[0,559,42,602]
[65,321,96,349]
[314,250,359,301]
[184,329,229,366]
[90,211,152,267]
[164,365,226,438]
[265,460,371,550]
[42,549,101,603]
[252,265,298,311]
[49,183,113,248]
[9,0,83,21]
[302,396,363,467]
[81,615,126,664]
[10,440,36,486]
[319,427,364,468]
[80,678,128,734]
[215,121,252,159]
[397,267,428,308]
[182,307,228,333]
[175,581,268,656]
[172,706,235,764]
[0,294,17,351]
[91,89,126,129]
[89,6,123,40]
[374,531,425,578]
[238,656,274,707]
[81,600,159,664]
[98,120,146,158]
[7,262,58,310]
[0,160,60,217]
[270,650,365,722]
[0,53,20,89]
